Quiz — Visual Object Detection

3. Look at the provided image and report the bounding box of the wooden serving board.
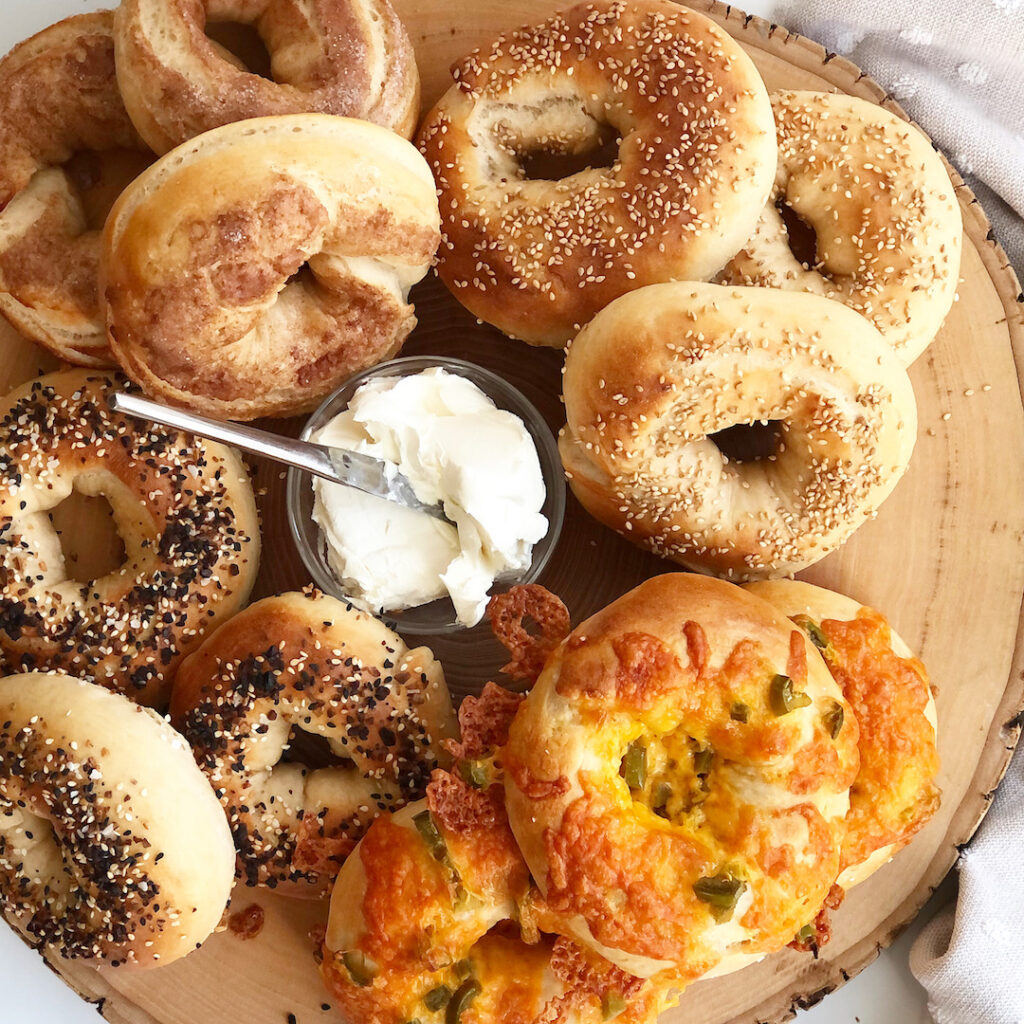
[2,2,1023,1023]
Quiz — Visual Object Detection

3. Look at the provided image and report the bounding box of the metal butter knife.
[109,392,449,522]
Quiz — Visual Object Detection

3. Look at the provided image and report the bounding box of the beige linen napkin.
[768,3,1024,1021]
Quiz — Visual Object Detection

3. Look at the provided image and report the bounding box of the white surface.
[0,0,950,1021]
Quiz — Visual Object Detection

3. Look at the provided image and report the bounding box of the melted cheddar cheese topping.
[536,625,858,974]
[816,610,940,874]
[322,769,673,1024]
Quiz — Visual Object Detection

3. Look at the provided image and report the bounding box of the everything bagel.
[0,370,260,706]
[0,672,234,966]
[171,591,457,895]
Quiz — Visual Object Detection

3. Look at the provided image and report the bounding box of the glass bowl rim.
[285,355,566,635]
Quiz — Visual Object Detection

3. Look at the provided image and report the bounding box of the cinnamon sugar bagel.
[0,12,151,366]
[0,370,259,707]
[102,115,441,420]
[0,672,234,966]
[720,91,962,365]
[560,282,918,580]
[322,684,674,1024]
[417,0,776,346]
[170,590,457,896]
[502,574,860,982]
[114,0,420,154]
[745,580,940,890]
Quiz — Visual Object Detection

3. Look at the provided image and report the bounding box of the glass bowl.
[287,356,566,635]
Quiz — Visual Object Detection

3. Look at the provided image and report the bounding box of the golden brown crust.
[0,13,151,365]
[321,686,674,1023]
[721,91,962,366]
[0,672,234,966]
[321,786,674,1024]
[503,573,859,980]
[102,115,441,419]
[170,590,457,896]
[417,0,776,346]
[560,282,918,579]
[0,370,259,707]
[114,0,420,154]
[745,579,941,890]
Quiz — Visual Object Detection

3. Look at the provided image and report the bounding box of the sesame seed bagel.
[102,114,441,420]
[720,91,962,366]
[113,0,420,155]
[560,282,918,580]
[0,370,260,707]
[322,686,675,1024]
[417,0,776,347]
[0,672,234,966]
[745,580,940,891]
[0,12,151,366]
[170,590,458,897]
[502,574,860,982]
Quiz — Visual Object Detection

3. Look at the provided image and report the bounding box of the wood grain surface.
[1,2,1022,1023]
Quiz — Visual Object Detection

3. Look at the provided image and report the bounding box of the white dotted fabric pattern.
[771,0,1024,272]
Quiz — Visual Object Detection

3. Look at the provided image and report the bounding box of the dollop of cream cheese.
[310,368,548,625]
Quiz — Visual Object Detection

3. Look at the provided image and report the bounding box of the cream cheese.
[310,368,548,625]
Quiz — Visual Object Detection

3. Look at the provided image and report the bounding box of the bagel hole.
[284,264,316,290]
[0,803,64,884]
[710,421,785,463]
[621,733,717,823]
[282,726,351,772]
[777,199,819,269]
[517,126,621,181]
[205,21,274,80]
[62,150,153,230]
[1,800,53,838]
[49,490,126,583]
